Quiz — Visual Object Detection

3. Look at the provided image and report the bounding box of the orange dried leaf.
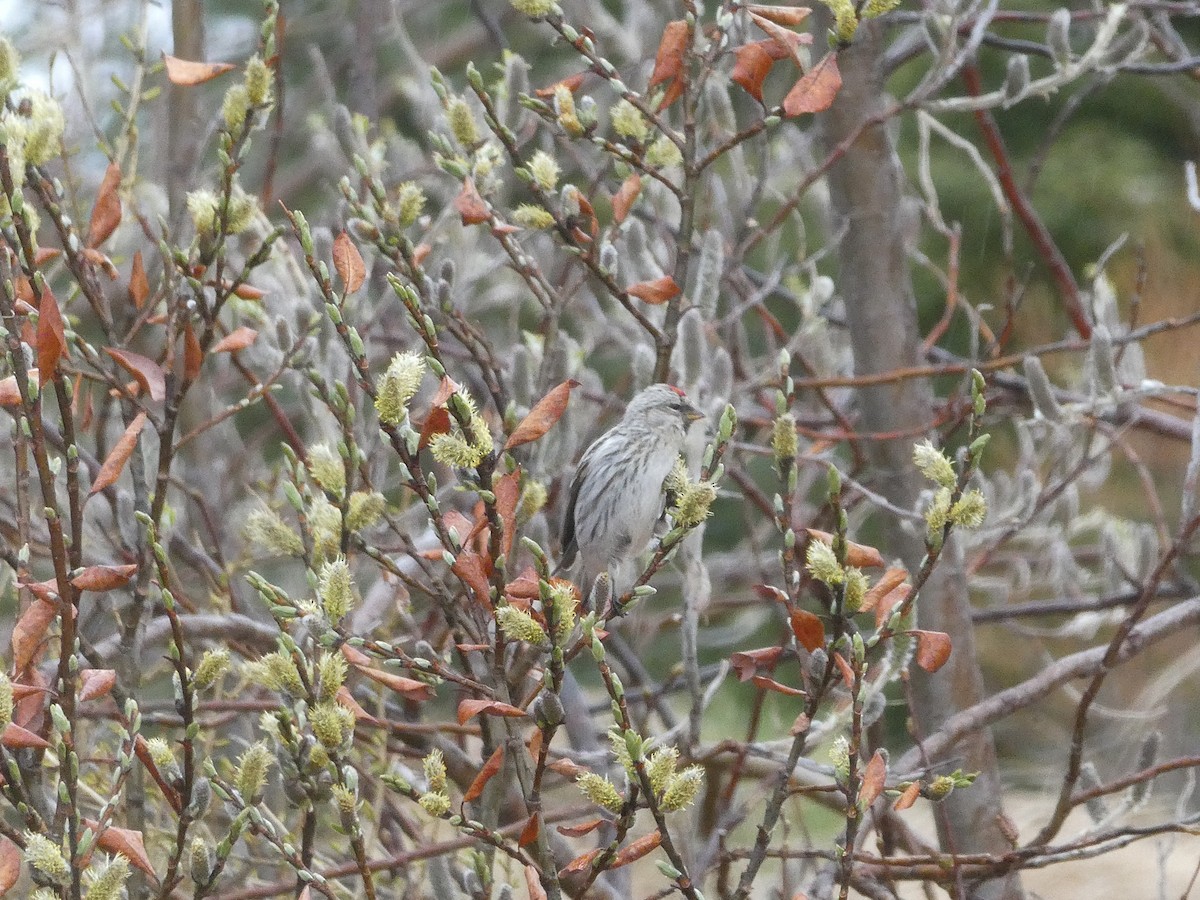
[832,651,855,688]
[129,250,149,308]
[627,275,681,305]
[559,848,602,877]
[557,818,606,837]
[456,698,528,725]
[333,231,366,294]
[859,749,888,807]
[87,162,122,248]
[335,686,380,724]
[534,71,587,97]
[611,830,662,869]
[343,650,435,701]
[36,287,67,383]
[611,174,642,225]
[83,820,155,876]
[505,380,579,450]
[861,566,907,612]
[34,247,62,267]
[89,411,148,496]
[71,564,138,591]
[805,529,885,569]
[233,282,267,300]
[183,322,202,381]
[732,42,776,102]
[455,179,489,225]
[789,608,825,652]
[650,20,689,87]
[874,582,911,629]
[730,645,784,681]
[104,348,166,401]
[783,51,842,117]
[518,812,541,848]
[79,669,117,703]
[894,781,921,811]
[1,722,49,749]
[0,836,19,894]
[0,372,34,407]
[751,675,806,697]
[495,469,520,558]
[12,597,57,672]
[524,865,548,900]
[748,4,812,26]
[162,53,236,86]
[418,406,452,450]
[749,13,807,65]
[464,744,506,803]
[657,76,685,111]
[912,630,952,673]
[452,551,493,608]
[211,326,259,354]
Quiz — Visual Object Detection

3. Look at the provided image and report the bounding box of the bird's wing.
[559,453,589,569]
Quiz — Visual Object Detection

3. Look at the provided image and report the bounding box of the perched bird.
[559,384,705,603]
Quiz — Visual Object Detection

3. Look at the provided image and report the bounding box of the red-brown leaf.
[611,174,642,225]
[456,698,528,725]
[751,675,806,697]
[534,71,587,97]
[749,4,813,26]
[1,722,49,749]
[912,630,952,673]
[832,651,855,688]
[233,282,267,300]
[183,322,202,381]
[860,567,908,613]
[627,276,681,305]
[211,326,259,354]
[79,669,117,703]
[656,76,685,111]
[162,53,236,85]
[732,42,776,102]
[783,51,842,117]
[34,247,62,267]
[451,550,493,608]
[790,711,811,735]
[525,865,548,900]
[36,287,67,384]
[505,380,579,450]
[340,645,436,701]
[805,529,885,569]
[71,564,138,591]
[89,411,148,496]
[335,686,380,725]
[455,179,489,225]
[0,836,19,894]
[730,646,785,682]
[859,749,888,807]
[518,812,541,848]
[418,406,452,450]
[559,848,602,877]
[611,830,662,869]
[494,468,520,558]
[129,250,150,308]
[650,20,689,87]
[12,597,57,672]
[332,231,366,294]
[875,582,912,629]
[87,162,123,248]
[894,781,921,811]
[789,608,825,652]
[463,744,505,803]
[83,820,155,876]
[557,818,606,837]
[104,348,166,401]
[0,371,34,407]
[749,13,808,65]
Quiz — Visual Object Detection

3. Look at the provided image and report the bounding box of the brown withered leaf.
[557,818,606,838]
[894,780,922,811]
[89,411,148,496]
[611,831,662,869]
[534,71,587,97]
[874,582,911,629]
[12,597,57,672]
[162,53,236,85]
[749,12,807,66]
[732,42,776,102]
[104,348,165,401]
[335,686,380,725]
[650,20,689,87]
[751,675,806,697]
[34,247,62,267]
[859,749,888,807]
[36,286,67,384]
[730,646,784,682]
[339,644,436,701]
[789,608,825,652]
[451,550,493,608]
[832,651,855,688]
[79,669,117,703]
[912,630,952,673]
[627,275,681,305]
[233,282,267,300]
[525,865,548,900]
[0,836,19,895]
[183,322,202,381]
[129,250,150,308]
[83,820,155,876]
[783,51,842,117]
[418,407,452,450]
[559,848,603,877]
[806,529,885,568]
[87,162,122,248]
[71,564,138,591]
[518,812,540,848]
[656,76,685,111]
[611,174,642,225]
[748,4,812,26]
[505,380,579,450]
[0,371,35,407]
[463,744,505,803]
[860,566,908,613]
[455,179,489,225]
[431,375,461,408]
[332,231,365,294]
[1,722,50,749]
[211,326,259,354]
[494,468,520,558]
[456,698,528,725]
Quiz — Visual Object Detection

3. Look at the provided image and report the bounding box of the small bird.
[559,384,705,603]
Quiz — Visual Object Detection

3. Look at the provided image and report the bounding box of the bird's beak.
[685,405,705,423]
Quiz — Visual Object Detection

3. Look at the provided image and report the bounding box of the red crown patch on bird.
[666,384,687,397]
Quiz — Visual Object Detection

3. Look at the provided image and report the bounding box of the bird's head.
[623,384,706,433]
